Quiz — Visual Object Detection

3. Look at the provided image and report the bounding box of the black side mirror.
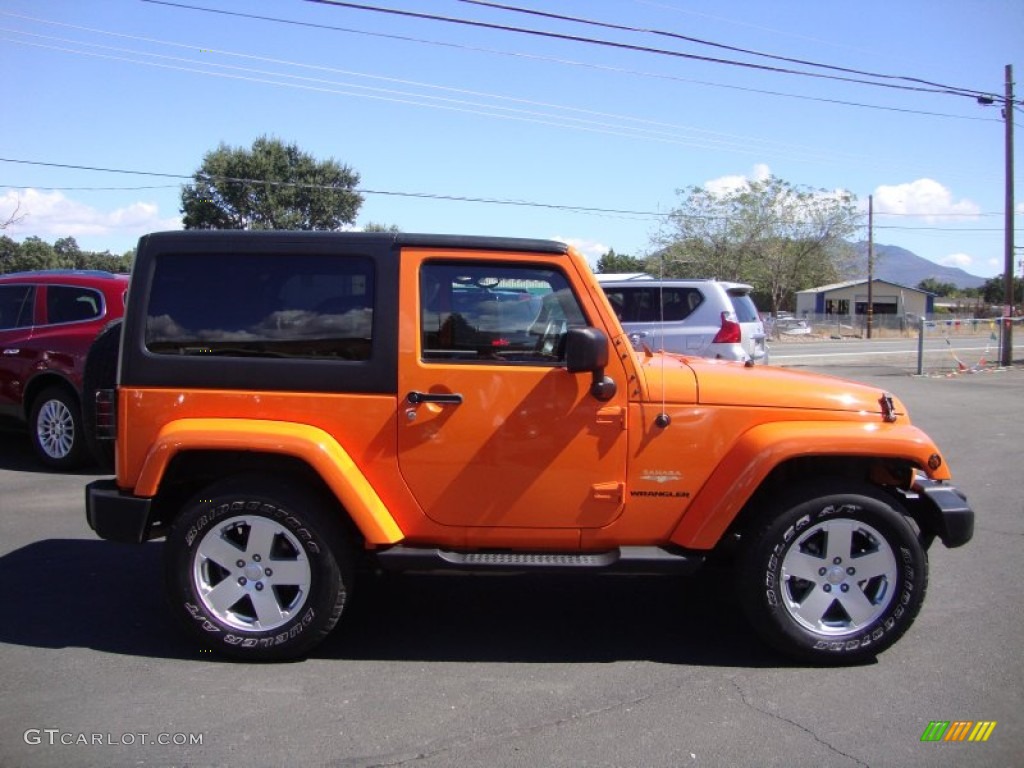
[566,327,609,373]
[565,327,616,402]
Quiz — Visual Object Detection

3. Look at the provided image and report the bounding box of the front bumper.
[906,476,974,548]
[85,479,154,544]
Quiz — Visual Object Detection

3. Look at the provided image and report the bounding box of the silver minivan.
[598,276,769,364]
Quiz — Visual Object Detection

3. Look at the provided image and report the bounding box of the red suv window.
[46,285,104,325]
[0,285,35,329]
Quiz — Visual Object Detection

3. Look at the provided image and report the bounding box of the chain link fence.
[769,315,1023,376]
[913,315,1023,375]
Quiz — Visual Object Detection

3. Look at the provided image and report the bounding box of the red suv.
[0,269,128,468]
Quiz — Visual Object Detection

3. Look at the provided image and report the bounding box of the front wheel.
[737,482,928,664]
[164,477,352,660]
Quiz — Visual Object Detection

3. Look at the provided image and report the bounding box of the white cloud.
[1,188,180,242]
[872,179,980,221]
[938,252,973,269]
[551,235,609,264]
[704,163,772,197]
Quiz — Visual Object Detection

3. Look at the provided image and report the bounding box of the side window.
[145,253,375,360]
[661,288,703,321]
[0,285,35,330]
[420,262,586,364]
[46,285,103,325]
[610,286,702,322]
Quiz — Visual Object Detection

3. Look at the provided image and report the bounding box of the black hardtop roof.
[137,230,569,256]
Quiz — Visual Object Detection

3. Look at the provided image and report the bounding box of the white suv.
[598,276,768,364]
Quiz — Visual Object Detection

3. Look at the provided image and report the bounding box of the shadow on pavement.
[0,538,800,668]
[325,568,802,667]
[0,426,102,476]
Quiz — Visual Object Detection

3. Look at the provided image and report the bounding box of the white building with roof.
[794,278,933,319]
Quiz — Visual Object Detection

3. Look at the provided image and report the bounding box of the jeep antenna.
[655,253,671,429]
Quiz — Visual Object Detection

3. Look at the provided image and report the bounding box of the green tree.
[362,222,401,233]
[0,235,19,273]
[13,236,59,272]
[181,136,363,230]
[652,176,860,318]
[982,274,1024,306]
[0,236,134,274]
[595,248,647,274]
[54,236,83,268]
[916,278,957,296]
[81,249,133,273]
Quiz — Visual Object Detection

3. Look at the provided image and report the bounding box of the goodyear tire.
[29,385,87,469]
[737,481,927,664]
[82,320,122,472]
[164,476,352,661]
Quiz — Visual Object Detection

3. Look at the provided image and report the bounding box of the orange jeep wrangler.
[85,231,972,663]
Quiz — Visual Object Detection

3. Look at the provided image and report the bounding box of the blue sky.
[2,0,1022,277]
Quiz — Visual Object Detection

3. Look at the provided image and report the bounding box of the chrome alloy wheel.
[36,397,76,460]
[192,515,312,632]
[779,517,899,636]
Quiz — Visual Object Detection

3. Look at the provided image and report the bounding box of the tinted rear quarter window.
[145,253,375,360]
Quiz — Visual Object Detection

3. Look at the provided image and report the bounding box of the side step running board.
[374,545,704,574]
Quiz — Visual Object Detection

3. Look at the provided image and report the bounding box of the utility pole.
[1001,64,1015,366]
[867,194,874,339]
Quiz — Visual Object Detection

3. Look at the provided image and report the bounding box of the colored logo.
[920,721,997,742]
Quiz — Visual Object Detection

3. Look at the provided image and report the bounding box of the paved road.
[1,368,1022,767]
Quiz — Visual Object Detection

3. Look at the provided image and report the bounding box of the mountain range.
[849,242,987,290]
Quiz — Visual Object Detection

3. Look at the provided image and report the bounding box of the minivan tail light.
[712,311,741,344]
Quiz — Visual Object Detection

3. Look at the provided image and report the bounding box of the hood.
[636,353,904,418]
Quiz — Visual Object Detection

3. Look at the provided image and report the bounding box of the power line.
[629,0,879,58]
[2,184,180,191]
[2,26,868,162]
[875,225,1019,232]
[0,157,663,218]
[10,22,985,177]
[16,7,982,123]
[4,156,1020,231]
[294,0,993,100]
[457,0,990,97]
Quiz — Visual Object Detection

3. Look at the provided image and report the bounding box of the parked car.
[765,312,812,336]
[597,276,769,363]
[0,269,129,467]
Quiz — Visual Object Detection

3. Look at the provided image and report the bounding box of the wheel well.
[23,374,80,420]
[149,450,363,545]
[718,455,918,555]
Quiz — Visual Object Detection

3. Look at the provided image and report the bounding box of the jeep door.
[397,251,628,532]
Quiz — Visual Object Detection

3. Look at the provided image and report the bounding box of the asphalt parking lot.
[1,367,1021,768]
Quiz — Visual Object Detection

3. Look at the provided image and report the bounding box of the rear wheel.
[164,476,352,660]
[29,386,87,469]
[737,482,927,664]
